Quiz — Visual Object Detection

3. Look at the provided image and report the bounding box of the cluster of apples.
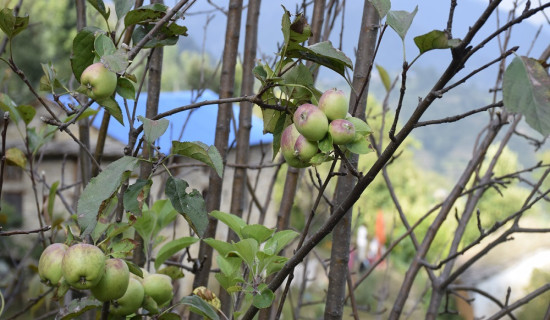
[281,89,367,168]
[38,243,173,316]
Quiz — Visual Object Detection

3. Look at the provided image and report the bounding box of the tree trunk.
[324,1,379,319]
[307,0,325,81]
[220,0,261,315]
[75,0,91,188]
[191,2,244,316]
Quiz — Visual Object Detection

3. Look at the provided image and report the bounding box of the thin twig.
[0,225,51,237]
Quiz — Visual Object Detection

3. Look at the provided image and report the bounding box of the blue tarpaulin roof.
[62,90,272,153]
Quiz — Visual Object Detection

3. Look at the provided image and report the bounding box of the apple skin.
[319,89,348,120]
[142,273,174,307]
[280,125,310,168]
[91,258,130,302]
[294,135,318,161]
[80,62,117,100]
[329,119,356,145]
[293,104,329,141]
[62,243,106,290]
[110,277,145,316]
[345,116,372,141]
[38,243,68,286]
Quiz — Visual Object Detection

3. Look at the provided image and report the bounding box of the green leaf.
[204,238,235,257]
[215,273,242,292]
[270,112,290,161]
[154,236,199,270]
[503,56,550,136]
[157,265,186,280]
[252,284,275,309]
[281,63,314,102]
[125,260,143,278]
[15,105,35,125]
[346,136,372,154]
[94,33,116,57]
[117,77,136,100]
[253,65,268,83]
[134,208,155,252]
[171,141,224,178]
[376,64,391,92]
[47,181,59,221]
[318,134,333,153]
[139,115,169,145]
[124,3,168,27]
[77,156,139,237]
[96,96,124,125]
[108,237,137,258]
[165,177,208,237]
[368,0,391,18]
[132,24,179,48]
[87,0,110,20]
[264,230,299,254]
[0,8,29,39]
[241,224,274,243]
[281,6,291,45]
[0,93,20,123]
[101,49,129,74]
[232,238,259,269]
[159,313,181,320]
[414,30,461,54]
[63,108,98,123]
[263,255,288,276]
[387,7,418,41]
[114,0,135,19]
[151,199,178,235]
[217,255,241,276]
[286,41,353,77]
[56,297,102,319]
[71,26,103,81]
[346,116,373,136]
[123,179,152,215]
[179,295,219,320]
[5,148,26,168]
[209,211,246,239]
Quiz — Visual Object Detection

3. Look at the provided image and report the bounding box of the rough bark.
[307,0,326,80]
[75,0,91,187]
[191,1,244,314]
[220,0,261,315]
[324,2,379,319]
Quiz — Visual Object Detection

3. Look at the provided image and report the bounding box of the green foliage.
[206,210,299,310]
[414,30,461,54]
[165,176,208,237]
[77,156,140,238]
[503,56,550,136]
[517,269,550,318]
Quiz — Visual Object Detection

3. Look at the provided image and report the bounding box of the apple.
[294,135,318,161]
[110,277,145,316]
[91,258,130,302]
[280,125,310,168]
[293,104,329,141]
[319,89,348,120]
[142,273,174,307]
[329,119,356,145]
[80,62,117,100]
[62,243,105,290]
[38,243,68,286]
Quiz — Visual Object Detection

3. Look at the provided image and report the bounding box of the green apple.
[38,243,68,286]
[142,273,174,307]
[62,243,105,290]
[293,104,329,141]
[294,135,318,161]
[329,119,356,145]
[80,62,117,100]
[110,277,145,316]
[91,258,130,302]
[280,125,310,168]
[319,89,348,120]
